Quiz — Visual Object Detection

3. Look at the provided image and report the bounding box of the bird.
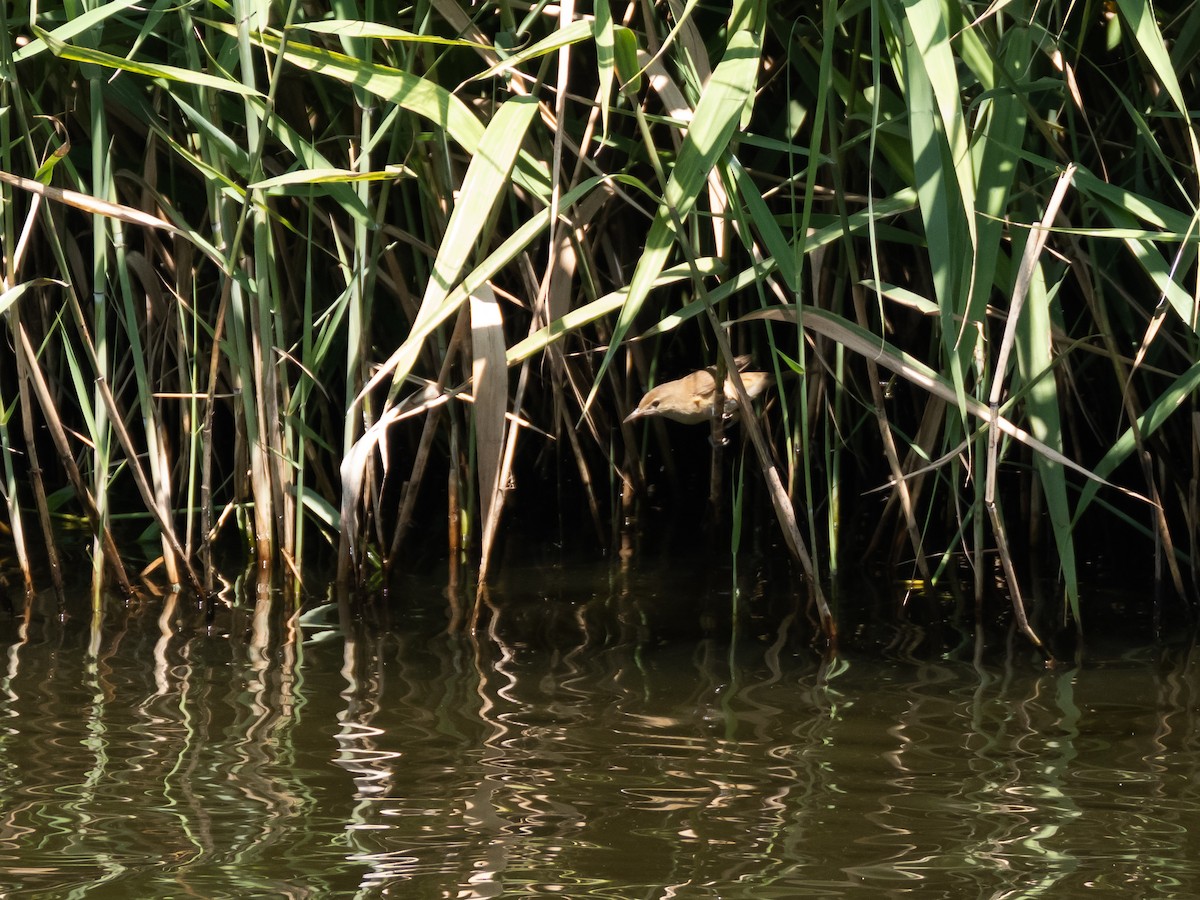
[624,355,774,425]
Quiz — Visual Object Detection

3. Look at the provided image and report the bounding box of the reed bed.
[0,1,1196,647]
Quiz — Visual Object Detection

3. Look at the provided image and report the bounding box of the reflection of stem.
[464,596,521,890]
[449,413,463,588]
[447,547,464,633]
[335,588,393,857]
[152,593,179,695]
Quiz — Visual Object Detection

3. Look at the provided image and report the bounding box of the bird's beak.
[623,407,645,424]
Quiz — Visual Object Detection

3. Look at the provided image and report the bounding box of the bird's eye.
[649,399,660,409]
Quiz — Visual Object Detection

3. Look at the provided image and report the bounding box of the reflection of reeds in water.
[4,582,1200,895]
[0,4,1197,646]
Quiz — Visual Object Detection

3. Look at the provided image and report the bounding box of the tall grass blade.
[586,27,761,412]
[340,95,539,574]
[470,284,508,582]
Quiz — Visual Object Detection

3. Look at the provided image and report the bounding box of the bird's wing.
[683,369,718,401]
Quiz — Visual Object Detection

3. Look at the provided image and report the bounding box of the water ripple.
[2,583,1200,896]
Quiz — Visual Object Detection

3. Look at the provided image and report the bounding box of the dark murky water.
[2,560,1199,898]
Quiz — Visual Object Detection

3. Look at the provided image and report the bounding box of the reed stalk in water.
[0,2,1195,646]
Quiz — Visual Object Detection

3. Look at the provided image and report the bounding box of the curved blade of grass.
[32,24,261,96]
[387,95,538,398]
[296,20,491,46]
[1113,0,1200,171]
[165,89,377,227]
[511,188,916,363]
[467,18,594,83]
[586,28,761,412]
[1075,358,1200,520]
[0,278,64,316]
[241,26,483,144]
[361,173,611,400]
[626,0,706,94]
[15,0,143,62]
[339,96,539,560]
[507,260,723,364]
[739,306,1135,495]
[1069,163,1197,232]
[231,24,551,199]
[883,0,977,411]
[1068,164,1198,328]
[633,191,919,341]
[0,168,227,270]
[249,167,415,189]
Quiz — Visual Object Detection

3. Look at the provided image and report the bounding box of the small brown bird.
[624,355,774,425]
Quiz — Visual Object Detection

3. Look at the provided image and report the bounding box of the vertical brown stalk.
[15,323,134,599]
[13,328,63,604]
[200,276,231,593]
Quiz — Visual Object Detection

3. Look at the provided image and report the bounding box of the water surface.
[2,562,1198,898]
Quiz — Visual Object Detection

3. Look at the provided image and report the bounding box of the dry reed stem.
[851,282,934,587]
[15,324,134,599]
